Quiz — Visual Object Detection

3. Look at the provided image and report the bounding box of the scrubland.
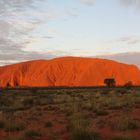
[0,87,140,140]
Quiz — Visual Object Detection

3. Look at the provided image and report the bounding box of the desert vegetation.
[0,87,140,140]
[104,78,116,87]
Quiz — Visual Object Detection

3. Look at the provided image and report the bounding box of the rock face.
[0,57,140,87]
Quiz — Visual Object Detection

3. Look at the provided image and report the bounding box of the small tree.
[6,82,11,88]
[124,81,133,87]
[104,78,116,87]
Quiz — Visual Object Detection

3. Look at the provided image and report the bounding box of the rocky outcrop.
[0,57,140,87]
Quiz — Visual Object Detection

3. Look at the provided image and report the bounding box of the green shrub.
[45,121,53,128]
[5,123,25,132]
[112,136,135,140]
[6,136,26,140]
[22,98,34,107]
[95,109,109,116]
[71,129,100,140]
[69,116,100,140]
[24,129,41,138]
[0,120,6,129]
[112,118,138,131]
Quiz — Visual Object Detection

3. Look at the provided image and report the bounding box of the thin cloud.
[0,0,83,65]
[120,0,140,8]
[80,0,95,6]
[0,0,51,64]
[97,52,140,68]
[112,36,140,45]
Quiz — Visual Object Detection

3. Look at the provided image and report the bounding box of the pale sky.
[0,0,140,67]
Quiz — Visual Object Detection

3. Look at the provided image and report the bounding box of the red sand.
[0,56,140,87]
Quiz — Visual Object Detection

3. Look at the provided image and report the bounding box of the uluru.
[0,56,140,87]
